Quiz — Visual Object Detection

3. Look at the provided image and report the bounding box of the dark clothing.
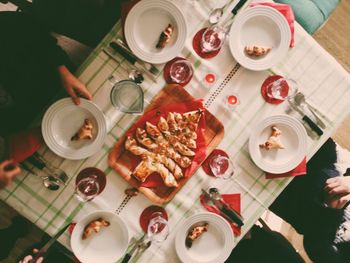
[31,0,122,47]
[270,138,350,263]
[226,225,305,263]
[0,11,71,136]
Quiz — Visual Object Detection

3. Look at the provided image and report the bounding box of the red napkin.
[250,2,295,48]
[192,28,221,59]
[200,193,241,236]
[201,149,229,176]
[265,157,306,179]
[124,99,207,189]
[7,127,42,163]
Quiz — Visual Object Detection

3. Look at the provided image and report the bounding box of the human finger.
[7,166,21,177]
[37,257,43,263]
[0,159,14,169]
[22,255,33,263]
[75,83,92,100]
[339,194,350,207]
[329,185,348,196]
[66,86,80,105]
[324,181,340,191]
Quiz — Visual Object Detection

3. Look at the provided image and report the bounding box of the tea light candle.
[205,73,216,84]
[227,95,238,105]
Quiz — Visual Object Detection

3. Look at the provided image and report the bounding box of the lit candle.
[227,95,238,105]
[205,73,216,84]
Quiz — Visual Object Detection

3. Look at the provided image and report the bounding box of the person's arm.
[0,160,21,189]
[324,176,350,209]
[57,65,92,105]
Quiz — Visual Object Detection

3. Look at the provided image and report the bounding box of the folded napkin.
[7,127,42,163]
[251,2,295,48]
[200,193,241,236]
[265,157,306,179]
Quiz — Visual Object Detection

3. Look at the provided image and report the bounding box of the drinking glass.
[209,155,235,179]
[147,212,169,242]
[200,25,227,53]
[266,78,298,101]
[75,175,100,202]
[169,60,193,84]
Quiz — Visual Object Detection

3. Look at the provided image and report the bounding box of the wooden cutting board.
[108,84,224,204]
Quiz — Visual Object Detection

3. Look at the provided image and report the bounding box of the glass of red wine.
[75,175,100,202]
[209,155,235,179]
[169,59,193,84]
[200,25,227,53]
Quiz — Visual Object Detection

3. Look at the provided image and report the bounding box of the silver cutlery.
[288,100,324,136]
[28,223,71,263]
[294,92,326,129]
[111,39,160,76]
[21,161,61,191]
[220,0,248,27]
[34,152,69,185]
[122,235,146,263]
[201,189,244,227]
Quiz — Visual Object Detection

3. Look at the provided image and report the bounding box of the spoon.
[209,187,244,226]
[128,69,144,84]
[294,92,326,129]
[209,7,225,25]
[20,162,61,191]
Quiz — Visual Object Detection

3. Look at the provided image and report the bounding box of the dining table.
[2,0,350,262]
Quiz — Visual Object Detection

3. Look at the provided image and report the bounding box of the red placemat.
[163,57,193,87]
[192,28,221,59]
[266,157,307,179]
[260,75,284,104]
[139,205,168,232]
[201,149,229,176]
[76,167,107,194]
[200,193,241,236]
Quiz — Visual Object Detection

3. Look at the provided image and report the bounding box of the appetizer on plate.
[245,45,271,57]
[259,126,284,150]
[156,24,174,49]
[125,109,203,188]
[185,222,209,248]
[82,217,110,240]
[71,119,94,141]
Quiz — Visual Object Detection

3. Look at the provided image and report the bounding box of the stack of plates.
[42,98,107,160]
[229,6,291,71]
[249,115,307,174]
[124,0,187,64]
[175,212,234,263]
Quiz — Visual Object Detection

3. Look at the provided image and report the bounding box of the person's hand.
[0,160,21,189]
[58,65,92,105]
[19,249,43,263]
[324,176,350,209]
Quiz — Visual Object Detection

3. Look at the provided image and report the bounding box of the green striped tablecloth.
[2,0,350,262]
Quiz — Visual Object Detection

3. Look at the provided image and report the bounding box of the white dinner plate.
[249,115,307,174]
[124,0,187,64]
[71,211,129,263]
[175,212,234,263]
[42,98,107,160]
[229,6,291,71]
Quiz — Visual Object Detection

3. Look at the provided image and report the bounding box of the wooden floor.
[1,1,350,262]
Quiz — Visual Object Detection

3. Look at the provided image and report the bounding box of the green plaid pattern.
[1,1,350,262]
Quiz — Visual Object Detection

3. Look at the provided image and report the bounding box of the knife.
[109,41,157,83]
[201,189,244,227]
[288,101,324,136]
[231,0,248,15]
[28,223,71,263]
[111,39,160,75]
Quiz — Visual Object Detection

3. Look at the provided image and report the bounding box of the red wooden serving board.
[108,84,224,204]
